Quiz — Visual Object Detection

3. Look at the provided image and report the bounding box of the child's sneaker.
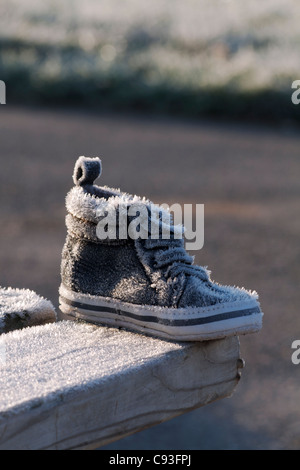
[59,156,263,341]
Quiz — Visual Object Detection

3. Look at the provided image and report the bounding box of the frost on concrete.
[0,321,185,416]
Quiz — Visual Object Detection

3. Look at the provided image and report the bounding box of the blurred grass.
[1,0,300,122]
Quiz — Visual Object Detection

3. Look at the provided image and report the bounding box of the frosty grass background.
[0,0,299,122]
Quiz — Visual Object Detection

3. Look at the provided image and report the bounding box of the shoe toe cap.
[178,276,258,309]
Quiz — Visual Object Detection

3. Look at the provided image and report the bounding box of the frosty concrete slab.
[0,321,242,450]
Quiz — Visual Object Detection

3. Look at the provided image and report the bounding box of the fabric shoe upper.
[62,156,258,310]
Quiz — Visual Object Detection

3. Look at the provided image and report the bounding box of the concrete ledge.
[0,321,243,450]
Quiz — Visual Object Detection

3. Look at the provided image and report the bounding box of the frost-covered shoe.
[59,156,263,341]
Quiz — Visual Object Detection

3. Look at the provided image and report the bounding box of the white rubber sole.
[59,284,263,341]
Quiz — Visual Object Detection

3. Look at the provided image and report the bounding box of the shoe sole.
[59,284,263,341]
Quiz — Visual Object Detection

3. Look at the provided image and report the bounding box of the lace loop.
[154,248,193,269]
[166,262,209,281]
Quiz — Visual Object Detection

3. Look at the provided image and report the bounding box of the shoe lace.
[144,237,209,282]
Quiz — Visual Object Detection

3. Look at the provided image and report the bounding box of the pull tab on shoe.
[73,156,102,186]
